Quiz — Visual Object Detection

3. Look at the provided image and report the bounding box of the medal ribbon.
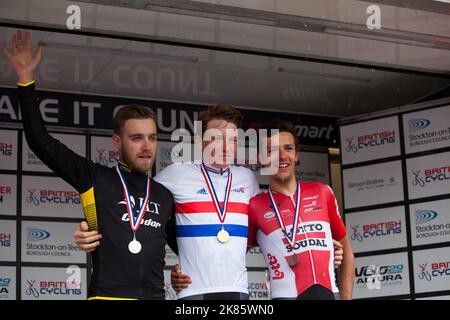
[268,181,301,249]
[116,165,151,234]
[200,163,232,224]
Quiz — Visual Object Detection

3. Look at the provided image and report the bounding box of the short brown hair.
[198,104,243,134]
[113,105,155,134]
[263,119,299,151]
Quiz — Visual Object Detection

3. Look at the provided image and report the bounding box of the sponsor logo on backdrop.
[25,188,80,206]
[411,166,450,188]
[408,118,450,148]
[25,227,81,257]
[296,169,326,182]
[355,264,405,289]
[0,233,12,247]
[348,176,398,191]
[25,150,43,166]
[350,220,402,242]
[94,148,118,166]
[0,185,12,203]
[0,277,11,298]
[0,142,13,156]
[25,279,82,298]
[248,278,270,299]
[417,262,450,282]
[414,210,450,240]
[345,130,396,154]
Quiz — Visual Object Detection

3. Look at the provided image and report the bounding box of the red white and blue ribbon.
[116,165,151,234]
[268,181,301,249]
[200,163,232,224]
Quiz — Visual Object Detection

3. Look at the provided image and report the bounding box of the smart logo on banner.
[353,253,410,299]
[340,116,400,165]
[347,206,406,253]
[22,132,86,172]
[343,161,403,209]
[21,267,86,300]
[90,136,118,168]
[411,199,450,246]
[21,221,85,264]
[22,176,83,218]
[403,105,450,154]
[414,247,450,294]
[0,174,17,216]
[0,129,17,170]
[407,151,450,200]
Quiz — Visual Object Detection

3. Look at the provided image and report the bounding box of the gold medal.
[217,228,230,243]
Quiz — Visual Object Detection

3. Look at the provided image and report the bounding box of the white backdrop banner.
[21,267,87,300]
[21,221,86,264]
[406,151,450,200]
[0,266,16,300]
[413,247,450,294]
[410,198,450,246]
[0,220,16,262]
[0,174,17,216]
[346,206,406,253]
[403,105,450,154]
[353,252,410,299]
[247,271,270,300]
[340,116,400,165]
[343,161,404,209]
[0,129,17,170]
[22,132,85,172]
[246,247,267,268]
[21,176,83,218]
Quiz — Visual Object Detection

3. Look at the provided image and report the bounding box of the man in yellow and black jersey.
[2,30,177,300]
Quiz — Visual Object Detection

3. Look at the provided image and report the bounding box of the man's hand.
[333,239,344,268]
[170,264,192,293]
[2,30,42,83]
[74,221,102,253]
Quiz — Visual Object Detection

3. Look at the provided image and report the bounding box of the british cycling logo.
[345,130,396,154]
[26,188,81,206]
[25,279,82,298]
[350,221,401,243]
[0,232,12,247]
[27,227,51,241]
[408,118,450,147]
[0,277,11,298]
[415,210,450,240]
[0,142,13,156]
[94,148,118,167]
[232,187,245,193]
[417,262,450,282]
[411,166,450,187]
[355,264,404,289]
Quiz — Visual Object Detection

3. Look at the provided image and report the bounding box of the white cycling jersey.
[155,163,260,299]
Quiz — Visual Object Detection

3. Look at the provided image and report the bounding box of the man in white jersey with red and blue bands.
[76,105,260,300]
[248,121,355,300]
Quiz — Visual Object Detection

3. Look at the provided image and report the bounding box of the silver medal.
[128,239,142,254]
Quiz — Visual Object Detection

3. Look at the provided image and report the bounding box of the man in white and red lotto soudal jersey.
[248,121,355,300]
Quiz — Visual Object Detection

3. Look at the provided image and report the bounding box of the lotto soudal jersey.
[248,182,346,299]
[154,163,260,299]
[19,83,177,300]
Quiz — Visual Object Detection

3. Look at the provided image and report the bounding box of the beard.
[121,150,153,174]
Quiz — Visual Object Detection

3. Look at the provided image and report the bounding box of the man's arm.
[336,235,355,300]
[3,31,94,193]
